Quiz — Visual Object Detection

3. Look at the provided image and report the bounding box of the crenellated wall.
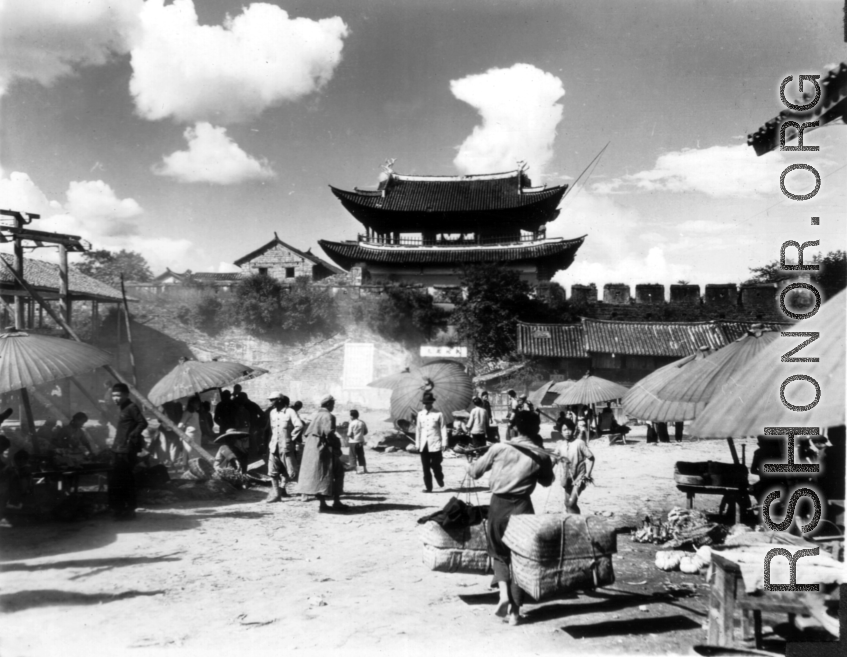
[568,282,785,321]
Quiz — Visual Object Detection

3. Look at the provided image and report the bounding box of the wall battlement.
[568,282,784,321]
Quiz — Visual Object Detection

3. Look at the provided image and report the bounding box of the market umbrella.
[622,350,710,422]
[147,358,267,406]
[528,380,576,407]
[367,367,412,390]
[654,325,780,404]
[691,290,845,437]
[551,373,629,406]
[0,331,112,394]
[387,360,473,424]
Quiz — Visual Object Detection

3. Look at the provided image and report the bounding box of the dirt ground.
[0,417,791,657]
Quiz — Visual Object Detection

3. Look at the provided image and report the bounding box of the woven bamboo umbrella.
[622,349,719,422]
[387,360,473,424]
[691,290,845,437]
[551,373,629,406]
[0,331,112,394]
[147,358,267,406]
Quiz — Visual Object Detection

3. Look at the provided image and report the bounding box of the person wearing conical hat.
[415,391,446,493]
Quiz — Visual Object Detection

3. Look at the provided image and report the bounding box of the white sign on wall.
[420,345,468,358]
[342,343,375,389]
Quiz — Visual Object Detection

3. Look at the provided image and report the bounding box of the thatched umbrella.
[691,290,845,436]
[551,373,629,406]
[0,331,112,394]
[147,358,267,406]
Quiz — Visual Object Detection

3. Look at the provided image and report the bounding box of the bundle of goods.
[503,514,616,601]
[655,545,712,572]
[674,461,747,488]
[418,497,491,574]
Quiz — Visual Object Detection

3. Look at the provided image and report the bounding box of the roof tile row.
[331,171,567,213]
[518,319,790,358]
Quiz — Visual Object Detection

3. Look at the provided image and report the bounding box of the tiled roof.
[318,237,585,269]
[234,234,346,274]
[0,254,132,302]
[517,322,588,358]
[191,272,243,281]
[747,62,847,156]
[330,170,567,213]
[582,319,728,357]
[717,320,790,342]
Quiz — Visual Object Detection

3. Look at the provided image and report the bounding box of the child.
[555,429,595,514]
[347,410,368,474]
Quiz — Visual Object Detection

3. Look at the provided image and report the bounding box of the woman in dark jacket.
[467,410,555,626]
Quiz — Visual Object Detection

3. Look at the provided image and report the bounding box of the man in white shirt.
[265,392,304,503]
[347,409,368,474]
[466,396,490,448]
[415,391,447,492]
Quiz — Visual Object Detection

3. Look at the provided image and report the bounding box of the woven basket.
[419,520,492,574]
[503,514,616,601]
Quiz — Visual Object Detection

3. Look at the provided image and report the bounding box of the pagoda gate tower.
[320,165,586,287]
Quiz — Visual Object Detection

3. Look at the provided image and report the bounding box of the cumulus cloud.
[0,171,195,273]
[154,123,275,184]
[129,0,349,124]
[0,0,141,94]
[593,142,833,198]
[557,246,694,295]
[451,64,564,175]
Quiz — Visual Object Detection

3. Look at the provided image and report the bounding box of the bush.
[225,274,337,338]
[193,295,223,331]
[175,304,192,324]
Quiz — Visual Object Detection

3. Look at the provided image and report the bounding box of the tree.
[278,277,337,336]
[746,250,846,299]
[75,249,153,288]
[227,273,285,335]
[452,263,533,363]
[365,285,448,345]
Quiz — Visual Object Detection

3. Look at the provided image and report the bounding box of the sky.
[0,0,844,292]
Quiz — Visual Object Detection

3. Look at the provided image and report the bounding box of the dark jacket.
[112,399,148,454]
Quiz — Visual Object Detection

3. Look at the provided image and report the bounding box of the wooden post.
[120,274,138,387]
[58,244,71,333]
[92,300,99,339]
[19,388,38,454]
[12,219,24,330]
[0,258,214,462]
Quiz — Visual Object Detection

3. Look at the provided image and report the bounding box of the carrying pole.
[0,258,213,462]
[120,274,138,387]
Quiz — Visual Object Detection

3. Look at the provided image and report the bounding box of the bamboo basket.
[419,518,492,575]
[503,514,616,601]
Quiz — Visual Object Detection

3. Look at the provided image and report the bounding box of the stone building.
[234,232,345,283]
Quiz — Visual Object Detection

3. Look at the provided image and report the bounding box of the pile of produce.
[632,507,728,548]
[655,545,712,573]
